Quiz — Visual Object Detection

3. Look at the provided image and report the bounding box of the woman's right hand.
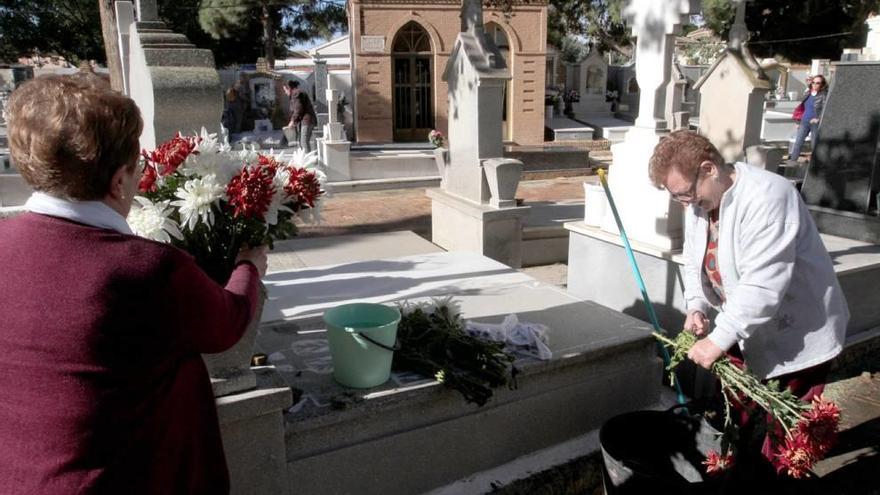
[236,245,268,277]
[684,310,709,336]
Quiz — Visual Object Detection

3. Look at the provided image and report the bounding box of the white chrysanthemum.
[288,148,320,170]
[128,196,182,243]
[238,143,260,164]
[171,176,225,231]
[195,127,220,154]
[180,151,221,178]
[263,166,293,226]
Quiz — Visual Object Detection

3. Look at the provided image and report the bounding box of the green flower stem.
[653,331,809,436]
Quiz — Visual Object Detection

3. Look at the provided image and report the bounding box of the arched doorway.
[485,23,511,142]
[392,22,433,142]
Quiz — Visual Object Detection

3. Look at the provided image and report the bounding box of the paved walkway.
[298,175,597,240]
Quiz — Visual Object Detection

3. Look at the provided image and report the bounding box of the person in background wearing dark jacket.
[283,80,317,153]
[0,74,267,494]
[789,74,829,162]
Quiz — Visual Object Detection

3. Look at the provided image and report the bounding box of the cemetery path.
[296,175,597,240]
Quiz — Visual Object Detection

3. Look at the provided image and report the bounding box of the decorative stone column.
[318,88,351,181]
[598,0,702,250]
[427,0,530,268]
[127,0,223,150]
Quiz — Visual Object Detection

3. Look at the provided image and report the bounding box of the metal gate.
[392,22,433,142]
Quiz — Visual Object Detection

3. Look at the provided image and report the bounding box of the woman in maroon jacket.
[0,74,267,493]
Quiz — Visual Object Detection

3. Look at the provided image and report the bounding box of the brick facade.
[348,0,547,145]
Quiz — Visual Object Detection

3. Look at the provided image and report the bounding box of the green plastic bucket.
[323,303,401,389]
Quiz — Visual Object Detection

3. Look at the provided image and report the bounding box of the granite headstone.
[802,62,880,214]
[801,61,880,243]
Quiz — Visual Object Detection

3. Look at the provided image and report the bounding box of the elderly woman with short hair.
[0,74,267,493]
[649,130,849,474]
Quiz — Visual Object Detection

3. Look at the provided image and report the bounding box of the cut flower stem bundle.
[653,331,841,479]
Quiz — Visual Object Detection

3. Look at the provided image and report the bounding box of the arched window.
[392,22,432,54]
[392,22,434,141]
[484,22,512,141]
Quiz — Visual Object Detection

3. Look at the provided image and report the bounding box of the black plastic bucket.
[599,409,722,495]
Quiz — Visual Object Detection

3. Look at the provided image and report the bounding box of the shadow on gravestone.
[803,114,880,213]
[802,63,880,215]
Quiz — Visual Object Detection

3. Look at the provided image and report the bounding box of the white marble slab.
[261,251,535,323]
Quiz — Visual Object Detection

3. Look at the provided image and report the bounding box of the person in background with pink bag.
[789,74,829,163]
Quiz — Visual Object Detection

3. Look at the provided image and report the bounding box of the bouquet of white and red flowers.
[657,331,841,479]
[128,129,325,283]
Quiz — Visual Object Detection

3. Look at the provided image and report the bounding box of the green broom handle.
[596,169,687,406]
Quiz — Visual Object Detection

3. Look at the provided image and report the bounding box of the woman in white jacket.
[648,130,849,461]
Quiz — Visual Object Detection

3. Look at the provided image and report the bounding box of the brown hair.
[7,74,143,200]
[812,74,827,90]
[648,130,723,188]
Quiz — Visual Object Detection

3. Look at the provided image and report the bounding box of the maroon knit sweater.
[0,213,261,494]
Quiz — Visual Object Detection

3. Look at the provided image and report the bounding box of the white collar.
[24,191,133,235]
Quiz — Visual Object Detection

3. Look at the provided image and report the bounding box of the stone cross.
[460,0,484,35]
[727,0,751,53]
[622,0,700,130]
[135,0,158,22]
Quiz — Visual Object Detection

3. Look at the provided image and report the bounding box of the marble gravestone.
[127,0,223,150]
[573,49,612,116]
[801,61,880,243]
[427,0,530,268]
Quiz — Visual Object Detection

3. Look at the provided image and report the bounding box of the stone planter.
[433,146,449,187]
[203,282,267,397]
[483,158,523,208]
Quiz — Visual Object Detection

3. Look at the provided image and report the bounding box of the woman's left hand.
[687,338,725,369]
[809,118,819,124]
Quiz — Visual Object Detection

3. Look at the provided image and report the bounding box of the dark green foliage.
[198,0,347,66]
[395,303,517,407]
[0,0,347,67]
[0,0,105,64]
[702,0,880,63]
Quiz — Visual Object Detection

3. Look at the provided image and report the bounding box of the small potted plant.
[429,130,448,186]
[428,129,445,148]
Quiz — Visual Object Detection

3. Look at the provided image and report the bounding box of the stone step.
[521,202,584,267]
[257,251,663,495]
[545,117,595,142]
[326,175,440,193]
[575,116,634,144]
[349,150,437,181]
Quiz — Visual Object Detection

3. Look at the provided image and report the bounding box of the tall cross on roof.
[460,0,484,36]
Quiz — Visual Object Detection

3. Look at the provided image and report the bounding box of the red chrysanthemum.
[703,450,735,475]
[139,163,159,193]
[257,154,281,168]
[142,133,199,176]
[285,167,323,210]
[794,395,841,457]
[226,164,276,220]
[773,432,816,479]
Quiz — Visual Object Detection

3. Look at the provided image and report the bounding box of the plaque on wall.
[361,36,385,53]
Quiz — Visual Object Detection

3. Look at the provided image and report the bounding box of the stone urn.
[202,282,267,397]
[483,158,523,208]
[433,147,449,187]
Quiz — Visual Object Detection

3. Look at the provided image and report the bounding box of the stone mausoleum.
[347,0,547,145]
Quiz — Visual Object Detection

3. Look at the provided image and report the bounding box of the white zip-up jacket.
[683,162,849,379]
